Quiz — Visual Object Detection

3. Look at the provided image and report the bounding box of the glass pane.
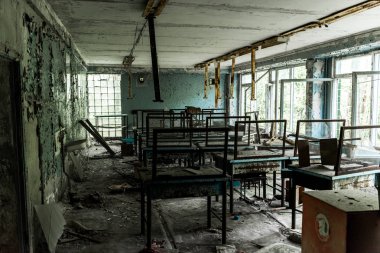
[336,78,352,125]
[242,74,251,84]
[357,75,372,125]
[335,55,372,75]
[293,82,307,129]
[293,66,306,79]
[282,83,291,123]
[255,71,268,120]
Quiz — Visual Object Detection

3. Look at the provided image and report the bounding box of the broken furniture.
[94,114,128,139]
[65,139,87,182]
[136,127,230,249]
[213,120,287,213]
[289,125,380,229]
[292,119,346,158]
[302,189,380,253]
[195,115,251,165]
[137,111,188,161]
[78,119,116,156]
[282,119,346,206]
[132,109,165,155]
[141,112,193,166]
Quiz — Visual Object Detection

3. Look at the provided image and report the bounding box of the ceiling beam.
[194,0,380,69]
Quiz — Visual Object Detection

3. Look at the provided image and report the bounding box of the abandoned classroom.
[1,0,380,252]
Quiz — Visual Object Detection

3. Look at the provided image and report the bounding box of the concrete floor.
[56,143,302,253]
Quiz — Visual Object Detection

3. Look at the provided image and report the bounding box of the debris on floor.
[35,203,66,253]
[254,243,300,253]
[108,182,133,193]
[69,191,104,208]
[251,231,285,248]
[215,244,236,253]
[56,143,302,253]
[281,228,302,245]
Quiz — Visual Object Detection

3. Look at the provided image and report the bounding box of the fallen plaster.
[56,143,303,253]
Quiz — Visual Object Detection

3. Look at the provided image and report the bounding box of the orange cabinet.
[302,190,380,253]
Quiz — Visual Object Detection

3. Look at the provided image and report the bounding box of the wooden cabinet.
[302,189,380,253]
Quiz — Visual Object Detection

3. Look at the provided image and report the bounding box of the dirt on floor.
[56,142,302,253]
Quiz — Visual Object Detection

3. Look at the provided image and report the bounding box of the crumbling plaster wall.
[0,0,87,251]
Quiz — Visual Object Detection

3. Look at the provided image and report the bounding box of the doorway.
[0,57,28,252]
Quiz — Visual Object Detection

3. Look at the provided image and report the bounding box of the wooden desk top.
[292,164,380,180]
[304,189,379,212]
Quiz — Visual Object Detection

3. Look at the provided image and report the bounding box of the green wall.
[121,71,228,127]
[0,0,88,250]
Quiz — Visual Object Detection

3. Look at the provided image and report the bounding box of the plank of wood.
[251,48,256,100]
[155,0,168,16]
[143,0,155,17]
[298,140,310,168]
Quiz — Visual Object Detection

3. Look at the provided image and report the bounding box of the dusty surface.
[56,143,302,253]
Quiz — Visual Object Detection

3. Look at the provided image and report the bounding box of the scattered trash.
[151,239,166,249]
[281,228,302,244]
[108,183,133,193]
[216,244,236,253]
[66,220,92,234]
[252,232,284,248]
[34,204,66,253]
[65,230,101,244]
[254,243,300,253]
[287,231,302,244]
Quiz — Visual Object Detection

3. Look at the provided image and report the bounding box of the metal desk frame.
[289,125,380,229]
[139,127,230,249]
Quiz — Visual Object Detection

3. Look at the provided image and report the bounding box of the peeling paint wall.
[121,71,228,127]
[0,0,87,251]
[22,13,87,203]
[227,73,239,116]
[305,59,326,136]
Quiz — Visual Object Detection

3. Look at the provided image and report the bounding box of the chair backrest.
[297,140,310,168]
[320,138,338,166]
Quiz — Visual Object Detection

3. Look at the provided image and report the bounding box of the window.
[335,55,372,75]
[332,53,380,145]
[278,65,307,132]
[88,74,122,138]
[240,71,268,120]
[239,64,307,127]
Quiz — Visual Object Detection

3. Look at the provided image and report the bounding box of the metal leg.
[143,151,147,167]
[207,196,211,228]
[290,178,296,229]
[215,195,219,202]
[243,179,246,200]
[140,184,145,235]
[263,174,267,199]
[230,176,234,214]
[146,187,152,249]
[281,177,285,207]
[222,181,227,244]
[258,180,261,197]
[240,179,243,198]
[273,171,276,197]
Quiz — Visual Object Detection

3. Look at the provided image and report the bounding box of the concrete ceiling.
[47,0,380,68]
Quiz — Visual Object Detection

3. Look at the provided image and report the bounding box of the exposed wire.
[123,19,149,69]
